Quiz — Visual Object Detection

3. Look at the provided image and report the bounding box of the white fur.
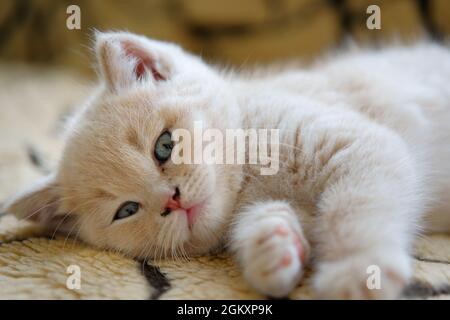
[227,42,450,298]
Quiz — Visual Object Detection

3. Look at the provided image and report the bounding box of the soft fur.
[4,32,450,299]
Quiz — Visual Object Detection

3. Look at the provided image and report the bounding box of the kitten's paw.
[239,206,310,298]
[313,250,411,300]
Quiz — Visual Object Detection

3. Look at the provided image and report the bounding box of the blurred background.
[0,0,449,76]
[0,0,449,201]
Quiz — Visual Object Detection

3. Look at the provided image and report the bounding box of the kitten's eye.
[154,131,173,163]
[114,201,140,220]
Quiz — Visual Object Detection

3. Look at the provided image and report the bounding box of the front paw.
[239,208,309,298]
[313,250,411,299]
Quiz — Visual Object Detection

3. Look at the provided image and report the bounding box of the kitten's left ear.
[95,31,177,92]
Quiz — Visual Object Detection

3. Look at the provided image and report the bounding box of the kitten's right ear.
[2,174,75,233]
[95,31,175,92]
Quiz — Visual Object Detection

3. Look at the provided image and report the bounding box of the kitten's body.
[234,43,450,233]
[5,33,450,299]
[229,44,450,296]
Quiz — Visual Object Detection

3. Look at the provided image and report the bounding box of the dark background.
[0,0,449,76]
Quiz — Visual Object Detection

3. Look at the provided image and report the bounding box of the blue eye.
[154,131,173,163]
[114,201,140,220]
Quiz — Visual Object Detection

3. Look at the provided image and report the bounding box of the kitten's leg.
[229,201,310,298]
[311,132,422,299]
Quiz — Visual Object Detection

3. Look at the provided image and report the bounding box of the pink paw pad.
[257,224,289,245]
[279,252,292,267]
[274,225,290,236]
[293,234,306,264]
[277,235,306,269]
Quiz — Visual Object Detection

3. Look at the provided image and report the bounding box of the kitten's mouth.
[161,198,208,230]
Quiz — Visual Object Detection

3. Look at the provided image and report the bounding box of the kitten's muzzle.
[160,186,207,229]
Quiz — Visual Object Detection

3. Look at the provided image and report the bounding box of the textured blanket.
[0,66,449,299]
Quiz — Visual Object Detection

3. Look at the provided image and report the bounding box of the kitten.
[4,31,450,299]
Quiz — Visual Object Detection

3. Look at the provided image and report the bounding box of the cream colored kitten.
[5,32,450,299]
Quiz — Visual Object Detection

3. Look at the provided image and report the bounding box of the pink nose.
[166,197,182,210]
[165,187,182,210]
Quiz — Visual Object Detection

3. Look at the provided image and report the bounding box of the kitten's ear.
[3,174,76,233]
[95,31,175,92]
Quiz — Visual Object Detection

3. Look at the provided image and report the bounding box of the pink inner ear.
[122,40,166,81]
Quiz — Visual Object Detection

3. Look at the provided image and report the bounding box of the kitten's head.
[4,32,243,258]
